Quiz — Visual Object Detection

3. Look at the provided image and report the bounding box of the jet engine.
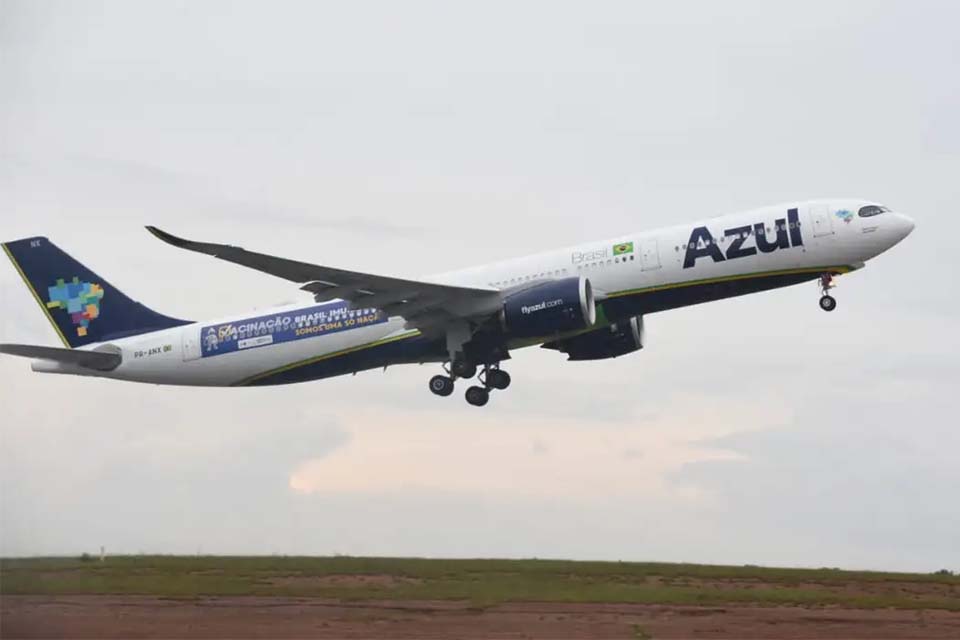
[541,315,644,361]
[501,277,596,339]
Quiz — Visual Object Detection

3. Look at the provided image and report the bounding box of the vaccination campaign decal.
[200,303,387,358]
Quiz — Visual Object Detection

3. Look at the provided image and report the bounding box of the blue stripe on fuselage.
[201,302,387,358]
[238,331,446,386]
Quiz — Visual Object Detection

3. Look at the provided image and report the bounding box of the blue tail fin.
[2,236,190,348]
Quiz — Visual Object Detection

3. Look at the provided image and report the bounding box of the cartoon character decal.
[203,327,220,351]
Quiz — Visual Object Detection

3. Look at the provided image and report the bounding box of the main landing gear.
[819,273,837,312]
[428,362,511,407]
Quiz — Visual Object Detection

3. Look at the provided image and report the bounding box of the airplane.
[0,199,914,406]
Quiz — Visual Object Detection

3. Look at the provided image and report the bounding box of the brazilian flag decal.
[612,241,634,256]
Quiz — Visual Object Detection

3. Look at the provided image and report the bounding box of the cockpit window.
[859,205,890,217]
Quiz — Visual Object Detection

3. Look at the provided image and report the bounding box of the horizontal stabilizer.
[0,344,121,371]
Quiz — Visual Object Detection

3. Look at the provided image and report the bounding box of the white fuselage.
[34,199,914,386]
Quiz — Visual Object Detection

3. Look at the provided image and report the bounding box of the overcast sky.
[1,1,958,571]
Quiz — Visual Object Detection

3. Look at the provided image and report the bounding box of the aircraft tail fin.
[2,236,190,348]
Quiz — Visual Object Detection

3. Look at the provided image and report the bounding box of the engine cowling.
[542,315,644,361]
[501,277,596,339]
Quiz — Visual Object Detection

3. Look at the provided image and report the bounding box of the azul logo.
[46,277,104,337]
[522,299,563,314]
[835,209,854,224]
[683,208,804,269]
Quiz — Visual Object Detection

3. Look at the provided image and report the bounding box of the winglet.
[146,226,202,251]
[146,226,240,259]
[145,225,180,245]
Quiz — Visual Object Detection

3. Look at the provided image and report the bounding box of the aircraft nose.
[896,213,916,238]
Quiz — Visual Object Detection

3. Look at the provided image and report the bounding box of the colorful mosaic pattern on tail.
[46,277,104,337]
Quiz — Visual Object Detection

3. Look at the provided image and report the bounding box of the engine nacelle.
[542,315,644,361]
[501,277,596,339]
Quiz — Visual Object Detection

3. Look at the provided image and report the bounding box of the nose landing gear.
[819,273,838,312]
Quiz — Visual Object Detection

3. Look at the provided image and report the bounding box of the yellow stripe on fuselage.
[236,329,421,386]
[607,264,855,299]
[1,242,71,348]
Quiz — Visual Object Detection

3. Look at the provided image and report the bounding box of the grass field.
[3,556,958,611]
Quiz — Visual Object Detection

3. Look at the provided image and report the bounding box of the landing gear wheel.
[465,385,490,407]
[451,360,477,379]
[486,369,511,390]
[819,295,837,312]
[428,375,455,397]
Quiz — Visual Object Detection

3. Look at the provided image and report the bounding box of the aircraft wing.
[145,227,502,329]
[0,344,121,371]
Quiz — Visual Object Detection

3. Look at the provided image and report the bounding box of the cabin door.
[182,327,202,361]
[810,204,834,238]
[640,238,661,271]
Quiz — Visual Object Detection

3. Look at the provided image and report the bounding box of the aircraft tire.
[465,385,490,407]
[452,360,478,379]
[429,375,455,396]
[819,295,837,312]
[487,369,511,390]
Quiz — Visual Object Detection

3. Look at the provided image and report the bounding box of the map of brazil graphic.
[46,277,104,337]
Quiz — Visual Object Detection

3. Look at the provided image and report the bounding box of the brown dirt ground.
[265,574,424,588]
[4,595,960,639]
[624,576,960,600]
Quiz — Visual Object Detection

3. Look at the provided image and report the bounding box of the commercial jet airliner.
[1,200,913,406]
